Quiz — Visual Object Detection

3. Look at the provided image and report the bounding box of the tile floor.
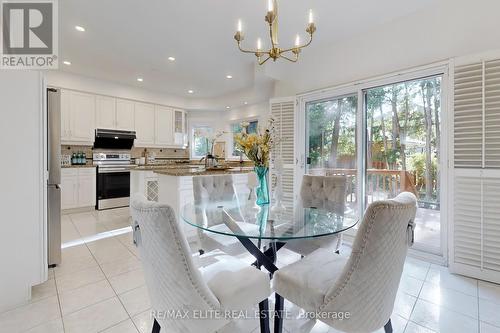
[1,208,500,333]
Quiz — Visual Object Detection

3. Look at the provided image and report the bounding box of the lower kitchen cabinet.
[61,168,96,210]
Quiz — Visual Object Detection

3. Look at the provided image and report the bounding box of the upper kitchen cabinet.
[61,89,96,144]
[96,95,116,129]
[173,109,187,147]
[116,99,135,131]
[135,102,156,147]
[155,106,174,146]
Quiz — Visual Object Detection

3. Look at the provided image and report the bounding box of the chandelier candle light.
[234,0,316,65]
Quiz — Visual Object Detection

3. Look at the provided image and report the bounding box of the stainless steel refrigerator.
[47,88,61,267]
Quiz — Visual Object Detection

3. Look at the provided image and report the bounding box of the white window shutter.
[270,98,296,210]
[451,56,500,284]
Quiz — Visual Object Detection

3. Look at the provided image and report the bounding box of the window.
[231,120,258,157]
[191,126,213,158]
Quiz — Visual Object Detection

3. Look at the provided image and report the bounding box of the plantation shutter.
[270,98,296,210]
[451,57,500,283]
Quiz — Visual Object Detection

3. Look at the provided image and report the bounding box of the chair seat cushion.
[273,248,348,311]
[200,254,271,311]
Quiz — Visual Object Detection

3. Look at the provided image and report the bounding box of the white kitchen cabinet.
[155,106,174,146]
[61,169,79,210]
[61,90,96,144]
[96,96,116,129]
[135,102,156,146]
[60,89,72,142]
[173,109,187,147]
[70,92,96,142]
[116,99,135,131]
[61,168,96,210]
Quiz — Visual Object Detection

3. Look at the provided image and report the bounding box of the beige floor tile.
[404,321,437,333]
[54,248,99,278]
[55,266,105,293]
[131,309,153,333]
[101,319,139,333]
[119,285,151,317]
[479,280,500,305]
[399,274,424,297]
[402,257,431,281]
[0,296,60,333]
[100,255,142,278]
[410,299,478,333]
[59,279,116,316]
[393,290,417,319]
[24,318,64,333]
[30,278,57,303]
[425,264,478,297]
[62,297,128,333]
[108,268,146,294]
[480,321,500,333]
[87,237,135,265]
[479,298,500,327]
[419,281,478,318]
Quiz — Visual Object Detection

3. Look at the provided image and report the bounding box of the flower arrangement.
[234,117,279,167]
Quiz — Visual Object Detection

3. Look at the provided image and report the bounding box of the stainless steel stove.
[94,152,134,210]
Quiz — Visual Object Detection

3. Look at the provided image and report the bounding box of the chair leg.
[384,319,393,333]
[198,249,205,255]
[274,293,284,333]
[152,318,161,333]
[259,299,271,333]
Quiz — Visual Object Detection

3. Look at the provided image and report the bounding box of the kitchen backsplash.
[61,145,189,160]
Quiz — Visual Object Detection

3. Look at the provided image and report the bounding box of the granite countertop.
[131,165,201,171]
[154,167,254,176]
[61,164,96,168]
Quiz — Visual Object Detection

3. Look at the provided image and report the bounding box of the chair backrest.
[300,175,347,215]
[130,195,227,333]
[321,192,417,332]
[193,175,237,205]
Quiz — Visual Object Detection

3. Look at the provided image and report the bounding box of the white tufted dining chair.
[192,175,246,255]
[273,192,417,333]
[286,175,348,256]
[131,195,271,333]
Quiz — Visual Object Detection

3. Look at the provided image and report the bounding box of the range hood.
[94,129,136,150]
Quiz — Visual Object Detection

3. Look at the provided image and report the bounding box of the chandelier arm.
[280,34,314,54]
[237,42,270,55]
[258,56,272,65]
[280,53,299,63]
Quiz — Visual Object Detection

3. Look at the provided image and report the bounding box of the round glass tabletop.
[181,201,358,241]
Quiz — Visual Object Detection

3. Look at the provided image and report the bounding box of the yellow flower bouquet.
[234,117,280,205]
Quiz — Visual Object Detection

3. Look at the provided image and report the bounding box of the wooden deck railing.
[309,168,418,203]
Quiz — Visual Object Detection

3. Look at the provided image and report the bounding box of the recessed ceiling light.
[226,106,231,109]
[75,25,86,32]
[63,61,71,66]
[226,75,233,79]
[188,90,194,94]
[244,101,248,105]
[168,56,176,62]
[137,77,144,82]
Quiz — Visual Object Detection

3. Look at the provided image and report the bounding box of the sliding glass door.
[305,94,359,220]
[364,76,442,254]
[302,73,444,256]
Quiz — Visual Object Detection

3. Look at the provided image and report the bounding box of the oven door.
[97,167,131,210]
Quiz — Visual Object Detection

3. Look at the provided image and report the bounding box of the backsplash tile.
[60,145,189,160]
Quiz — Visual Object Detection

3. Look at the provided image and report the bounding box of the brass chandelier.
[234,0,316,65]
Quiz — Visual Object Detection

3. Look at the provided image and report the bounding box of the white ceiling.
[59,0,435,109]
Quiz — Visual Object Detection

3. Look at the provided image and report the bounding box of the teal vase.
[254,166,270,206]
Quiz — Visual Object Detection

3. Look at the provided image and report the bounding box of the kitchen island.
[130,166,253,238]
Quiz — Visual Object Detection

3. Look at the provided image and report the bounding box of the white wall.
[0,71,45,311]
[271,0,500,95]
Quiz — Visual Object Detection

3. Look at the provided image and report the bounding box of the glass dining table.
[181,200,358,333]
